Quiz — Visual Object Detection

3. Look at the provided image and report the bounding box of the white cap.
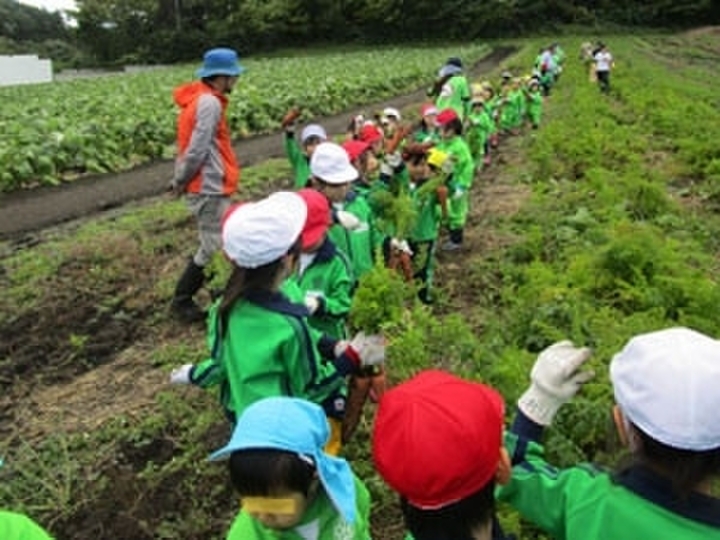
[310,142,358,185]
[610,327,720,451]
[381,107,401,122]
[300,124,327,144]
[222,192,307,268]
[438,64,462,78]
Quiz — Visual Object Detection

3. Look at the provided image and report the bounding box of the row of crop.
[0,45,488,192]
[469,36,720,473]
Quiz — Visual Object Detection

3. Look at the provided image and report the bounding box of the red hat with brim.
[435,108,459,127]
[296,188,331,250]
[359,124,384,145]
[342,140,371,162]
[372,370,504,510]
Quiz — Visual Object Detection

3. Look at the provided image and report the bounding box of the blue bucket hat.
[209,397,358,524]
[196,48,245,79]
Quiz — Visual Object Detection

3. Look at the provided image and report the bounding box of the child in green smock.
[466,87,494,172]
[168,191,387,455]
[500,328,720,540]
[289,189,354,340]
[284,122,327,189]
[525,78,543,129]
[210,397,371,540]
[435,108,474,251]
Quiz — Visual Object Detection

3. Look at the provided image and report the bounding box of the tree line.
[3,0,720,68]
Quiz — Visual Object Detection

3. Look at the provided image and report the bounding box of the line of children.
[166,46,719,540]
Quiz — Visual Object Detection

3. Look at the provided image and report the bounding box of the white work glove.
[385,151,403,169]
[379,162,394,177]
[518,341,594,426]
[170,364,194,385]
[452,188,465,200]
[304,292,323,315]
[350,332,387,367]
[390,237,413,256]
[335,210,361,230]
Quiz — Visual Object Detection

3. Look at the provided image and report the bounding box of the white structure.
[0,55,53,87]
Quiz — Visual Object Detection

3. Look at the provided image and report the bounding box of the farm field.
[0,44,489,192]
[2,30,720,539]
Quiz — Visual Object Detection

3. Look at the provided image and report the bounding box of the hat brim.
[318,166,358,185]
[196,65,245,79]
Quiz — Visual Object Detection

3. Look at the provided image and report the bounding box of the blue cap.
[209,397,358,524]
[196,48,245,79]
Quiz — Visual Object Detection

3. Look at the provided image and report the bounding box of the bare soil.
[0,46,535,540]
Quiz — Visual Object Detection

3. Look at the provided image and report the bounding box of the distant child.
[380,107,402,138]
[404,146,450,303]
[431,57,471,121]
[525,78,543,129]
[283,117,328,189]
[434,108,474,251]
[499,79,524,135]
[358,123,385,158]
[210,396,371,539]
[310,142,377,280]
[499,328,720,539]
[168,191,386,454]
[466,87,494,171]
[289,188,355,340]
[593,42,614,93]
[373,370,513,540]
[342,140,378,192]
[413,103,440,145]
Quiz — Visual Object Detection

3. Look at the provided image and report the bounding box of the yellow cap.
[427,148,450,170]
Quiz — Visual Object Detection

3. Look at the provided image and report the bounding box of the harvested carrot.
[436,184,449,221]
[369,365,387,403]
[341,374,372,444]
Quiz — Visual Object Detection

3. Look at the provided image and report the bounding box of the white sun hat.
[310,142,359,185]
[381,107,402,123]
[222,191,307,268]
[610,326,720,451]
[300,124,327,144]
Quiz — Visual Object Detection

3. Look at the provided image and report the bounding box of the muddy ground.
[0,46,537,540]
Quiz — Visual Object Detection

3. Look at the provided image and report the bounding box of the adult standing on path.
[593,42,614,94]
[169,48,244,323]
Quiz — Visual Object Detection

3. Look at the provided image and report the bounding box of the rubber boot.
[171,259,206,323]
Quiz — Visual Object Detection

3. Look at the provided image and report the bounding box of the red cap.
[372,370,504,509]
[359,124,383,145]
[420,103,438,117]
[342,140,371,162]
[296,188,330,250]
[435,108,459,126]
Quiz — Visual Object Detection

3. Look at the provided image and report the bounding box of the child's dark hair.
[303,135,323,148]
[441,118,463,136]
[219,238,302,333]
[627,424,720,500]
[229,449,316,497]
[400,481,496,540]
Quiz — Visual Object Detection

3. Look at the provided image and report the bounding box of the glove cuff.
[518,385,563,426]
[332,343,361,376]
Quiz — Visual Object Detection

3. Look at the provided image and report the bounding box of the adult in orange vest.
[169,48,243,323]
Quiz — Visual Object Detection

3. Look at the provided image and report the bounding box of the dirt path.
[0,47,514,242]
